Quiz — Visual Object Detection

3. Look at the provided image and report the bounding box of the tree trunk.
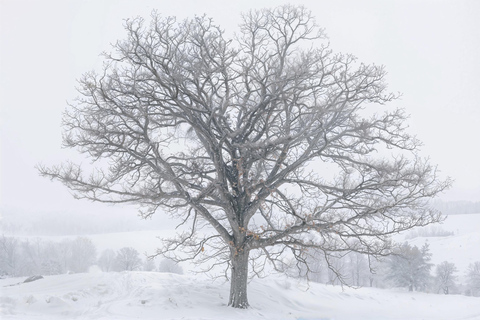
[228,249,249,308]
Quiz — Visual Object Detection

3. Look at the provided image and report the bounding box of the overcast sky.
[1,0,479,222]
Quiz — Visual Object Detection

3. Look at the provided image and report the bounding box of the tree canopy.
[39,5,450,308]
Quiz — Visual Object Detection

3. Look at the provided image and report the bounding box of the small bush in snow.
[158,259,183,274]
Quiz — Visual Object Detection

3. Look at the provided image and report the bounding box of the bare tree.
[465,261,480,296]
[115,247,142,271]
[38,5,450,308]
[348,251,370,287]
[435,261,457,294]
[0,235,20,277]
[98,249,116,272]
[69,237,97,273]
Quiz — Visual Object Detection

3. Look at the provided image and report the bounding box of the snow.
[2,271,480,320]
[2,213,480,319]
[406,213,480,279]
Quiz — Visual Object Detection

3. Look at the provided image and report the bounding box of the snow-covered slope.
[2,213,479,319]
[1,271,480,320]
[406,213,480,277]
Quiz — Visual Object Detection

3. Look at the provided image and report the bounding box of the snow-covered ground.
[406,213,480,279]
[2,213,479,319]
[2,271,480,320]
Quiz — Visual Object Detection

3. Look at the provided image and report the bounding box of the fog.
[1,3,480,319]
[1,0,479,234]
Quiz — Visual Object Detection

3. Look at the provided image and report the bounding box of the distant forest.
[432,200,480,215]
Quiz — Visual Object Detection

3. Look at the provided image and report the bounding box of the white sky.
[1,0,479,220]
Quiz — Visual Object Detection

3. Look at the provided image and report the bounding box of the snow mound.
[1,272,480,320]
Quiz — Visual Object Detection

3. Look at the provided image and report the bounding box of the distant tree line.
[0,236,182,278]
[404,225,454,240]
[0,236,96,276]
[1,234,479,297]
[432,200,480,215]
[290,241,480,297]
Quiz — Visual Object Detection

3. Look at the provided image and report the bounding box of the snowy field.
[2,272,480,320]
[1,213,479,319]
[407,213,480,279]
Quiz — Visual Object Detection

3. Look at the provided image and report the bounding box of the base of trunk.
[228,249,249,308]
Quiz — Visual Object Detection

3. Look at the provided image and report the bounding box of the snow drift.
[2,271,480,320]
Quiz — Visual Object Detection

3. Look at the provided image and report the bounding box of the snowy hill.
[2,271,480,320]
[81,213,480,280]
[405,213,480,279]
[2,213,479,319]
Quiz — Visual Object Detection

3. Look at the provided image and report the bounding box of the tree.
[98,249,116,272]
[38,5,450,308]
[386,242,432,292]
[294,248,325,283]
[0,235,20,277]
[466,261,480,296]
[20,238,44,276]
[69,237,97,273]
[434,261,457,294]
[115,247,142,271]
[143,257,156,271]
[367,257,387,288]
[347,251,370,287]
[40,241,63,275]
[57,240,73,274]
